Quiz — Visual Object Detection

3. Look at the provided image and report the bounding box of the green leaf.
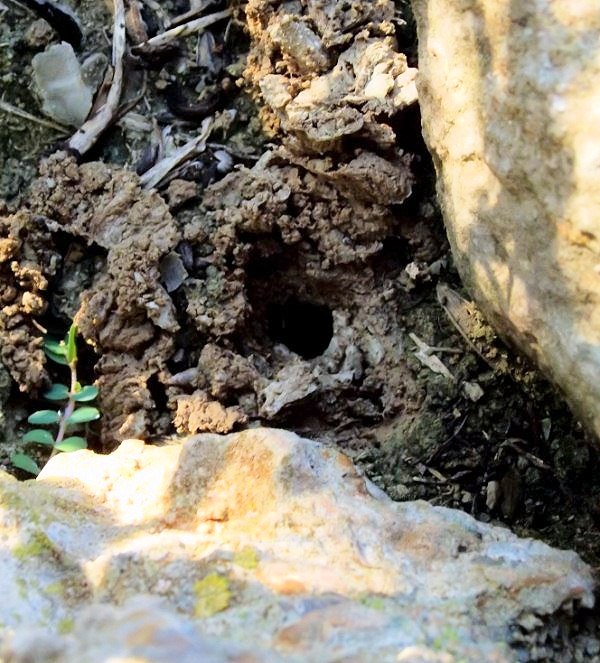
[44,348,69,366]
[43,384,69,401]
[44,339,66,356]
[54,436,87,452]
[65,324,78,365]
[28,410,60,425]
[23,429,55,446]
[10,453,40,476]
[65,407,100,425]
[72,385,99,402]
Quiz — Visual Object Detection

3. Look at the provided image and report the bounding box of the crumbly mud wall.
[1,0,424,442]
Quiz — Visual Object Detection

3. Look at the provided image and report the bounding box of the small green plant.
[11,324,100,476]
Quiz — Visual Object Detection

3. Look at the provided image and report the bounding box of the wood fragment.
[436,282,492,366]
[409,332,455,381]
[67,0,126,155]
[132,8,231,55]
[166,0,218,28]
[140,115,213,189]
[125,0,148,43]
[426,466,448,483]
[503,439,552,471]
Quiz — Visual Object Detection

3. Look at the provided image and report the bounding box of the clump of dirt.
[0,206,60,391]
[155,0,422,435]
[244,0,417,151]
[25,154,180,441]
[1,0,422,449]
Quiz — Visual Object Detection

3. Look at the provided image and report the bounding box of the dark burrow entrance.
[267,298,334,359]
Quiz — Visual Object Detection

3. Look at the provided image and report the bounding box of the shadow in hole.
[268,298,334,360]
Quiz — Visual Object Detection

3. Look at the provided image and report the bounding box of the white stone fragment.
[32,42,93,127]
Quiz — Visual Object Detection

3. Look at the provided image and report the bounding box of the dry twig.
[0,98,69,133]
[140,116,213,189]
[166,0,219,28]
[125,0,148,43]
[410,332,455,381]
[436,282,492,366]
[132,7,231,54]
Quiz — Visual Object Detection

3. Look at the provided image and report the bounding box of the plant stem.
[51,359,78,456]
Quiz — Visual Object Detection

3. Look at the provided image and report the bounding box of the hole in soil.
[268,298,334,359]
[147,373,168,412]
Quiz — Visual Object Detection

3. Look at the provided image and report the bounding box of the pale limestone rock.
[0,429,594,661]
[412,0,600,439]
[2,596,281,663]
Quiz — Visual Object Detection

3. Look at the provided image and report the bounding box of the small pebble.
[25,19,54,49]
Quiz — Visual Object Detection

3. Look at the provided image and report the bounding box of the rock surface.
[0,429,595,661]
[413,0,600,440]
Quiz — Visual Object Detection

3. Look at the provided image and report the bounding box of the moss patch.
[57,616,74,634]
